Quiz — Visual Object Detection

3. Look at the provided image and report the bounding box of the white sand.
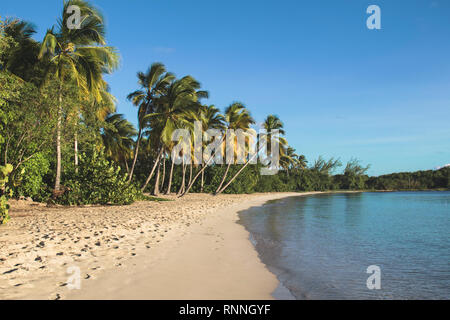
[0,192,321,300]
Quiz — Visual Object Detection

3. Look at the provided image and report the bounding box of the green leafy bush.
[0,164,12,224]
[57,150,141,205]
[11,152,50,200]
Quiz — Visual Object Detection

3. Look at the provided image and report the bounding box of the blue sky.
[2,0,450,175]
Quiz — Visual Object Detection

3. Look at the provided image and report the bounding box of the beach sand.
[0,192,318,300]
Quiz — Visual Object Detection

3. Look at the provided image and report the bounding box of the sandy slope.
[0,192,317,300]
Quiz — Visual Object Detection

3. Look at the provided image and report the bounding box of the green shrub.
[11,152,50,200]
[57,150,141,205]
[0,164,12,224]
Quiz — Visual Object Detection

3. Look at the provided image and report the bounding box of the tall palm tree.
[215,114,285,195]
[180,105,227,197]
[39,0,119,192]
[126,63,174,183]
[101,113,137,171]
[72,80,116,169]
[215,102,254,194]
[140,75,204,193]
[261,114,286,153]
[197,105,225,192]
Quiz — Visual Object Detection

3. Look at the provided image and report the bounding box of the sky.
[1,0,450,175]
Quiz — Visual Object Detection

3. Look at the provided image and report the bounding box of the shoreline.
[65,193,311,300]
[1,192,326,300]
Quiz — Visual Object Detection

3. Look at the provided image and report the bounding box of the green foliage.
[207,164,259,194]
[367,167,450,191]
[11,152,50,200]
[255,173,289,193]
[334,158,370,190]
[0,164,13,224]
[138,194,171,202]
[57,150,141,205]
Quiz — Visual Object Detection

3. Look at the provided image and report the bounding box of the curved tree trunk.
[216,147,262,195]
[141,147,163,192]
[215,163,231,194]
[181,136,226,197]
[165,158,175,194]
[127,128,142,183]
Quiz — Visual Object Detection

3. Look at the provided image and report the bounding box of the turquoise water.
[238,192,450,300]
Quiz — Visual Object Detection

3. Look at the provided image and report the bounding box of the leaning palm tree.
[215,102,255,194]
[101,113,137,171]
[39,0,119,193]
[197,105,225,192]
[215,114,286,195]
[126,63,175,183]
[140,76,204,193]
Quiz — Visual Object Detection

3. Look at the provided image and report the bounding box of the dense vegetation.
[0,2,448,223]
[367,167,450,191]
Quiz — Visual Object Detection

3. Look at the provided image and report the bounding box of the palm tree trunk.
[54,84,63,193]
[153,158,162,195]
[125,157,130,174]
[166,158,175,194]
[181,136,226,197]
[216,147,262,195]
[127,128,142,183]
[188,163,193,188]
[177,161,186,196]
[160,156,166,191]
[140,147,163,192]
[200,165,204,193]
[74,130,78,173]
[215,163,232,193]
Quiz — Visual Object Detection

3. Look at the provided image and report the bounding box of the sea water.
[238,192,450,299]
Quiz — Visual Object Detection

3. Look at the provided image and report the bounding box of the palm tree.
[72,80,116,169]
[295,154,308,170]
[101,113,137,171]
[39,0,119,192]
[280,146,298,176]
[126,63,175,183]
[197,105,225,192]
[215,114,285,195]
[0,18,41,82]
[215,102,254,194]
[261,114,286,153]
[140,75,204,194]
